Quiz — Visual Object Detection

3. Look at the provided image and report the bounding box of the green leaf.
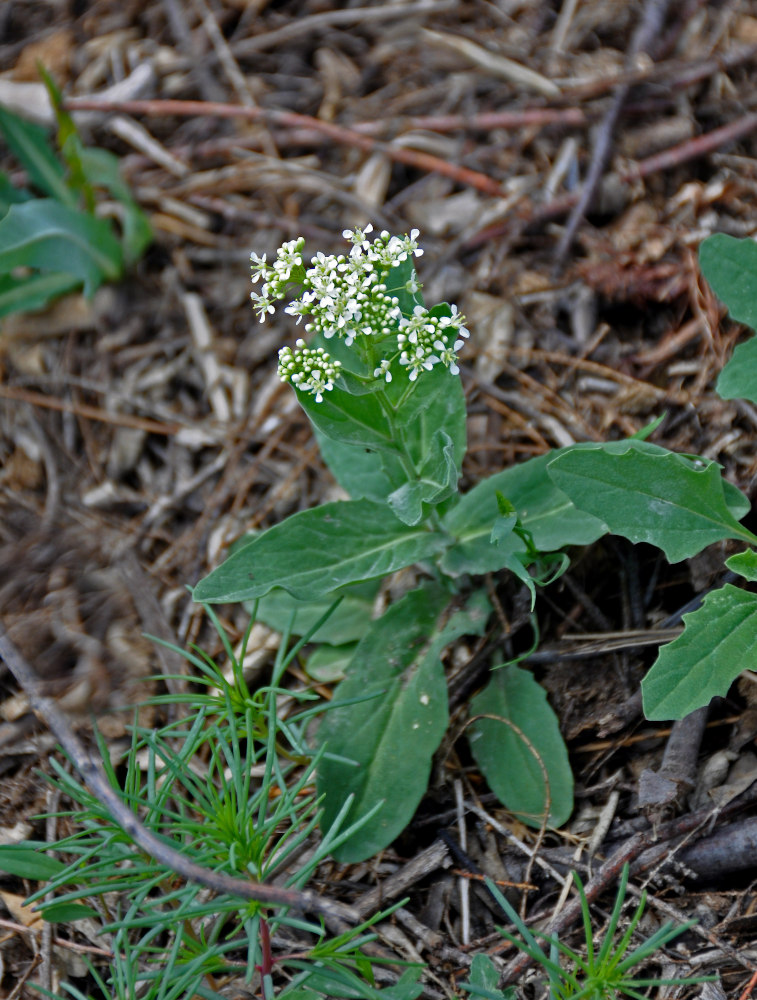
[699,233,757,330]
[388,428,459,525]
[0,844,65,880]
[699,234,757,404]
[251,579,380,643]
[297,378,397,453]
[383,255,425,317]
[0,171,32,218]
[315,425,403,502]
[726,548,757,582]
[192,499,448,603]
[0,106,74,207]
[642,584,757,719]
[441,447,607,576]
[468,666,573,828]
[0,270,80,318]
[0,199,122,296]
[78,147,152,265]
[305,643,356,682]
[390,357,466,494]
[547,440,757,562]
[39,901,100,923]
[466,954,503,995]
[717,336,757,404]
[317,587,490,862]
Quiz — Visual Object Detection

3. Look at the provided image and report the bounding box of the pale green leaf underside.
[547,443,756,562]
[193,499,447,603]
[0,270,80,318]
[642,584,757,719]
[468,665,573,828]
[249,579,380,644]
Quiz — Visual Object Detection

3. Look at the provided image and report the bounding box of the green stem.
[373,384,445,533]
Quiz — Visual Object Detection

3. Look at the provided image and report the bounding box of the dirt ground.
[3,0,757,996]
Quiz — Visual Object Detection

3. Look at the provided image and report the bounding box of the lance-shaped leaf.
[547,442,757,562]
[642,584,757,720]
[0,107,74,207]
[192,499,448,603]
[468,665,573,828]
[317,587,490,862]
[0,199,122,296]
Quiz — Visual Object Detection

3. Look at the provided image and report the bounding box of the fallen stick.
[0,624,359,923]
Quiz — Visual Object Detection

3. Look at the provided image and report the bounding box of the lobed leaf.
[468,665,573,828]
[547,440,757,562]
[192,498,448,603]
[642,584,757,719]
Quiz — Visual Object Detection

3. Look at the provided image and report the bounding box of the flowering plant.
[194,227,757,862]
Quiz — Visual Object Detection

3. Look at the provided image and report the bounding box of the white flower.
[374,359,392,383]
[250,251,268,283]
[250,289,276,322]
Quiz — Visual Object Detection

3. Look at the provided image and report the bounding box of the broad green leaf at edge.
[547,443,757,562]
[193,498,448,603]
[642,584,757,719]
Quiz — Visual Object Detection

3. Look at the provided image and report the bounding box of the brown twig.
[466,111,757,251]
[63,97,508,197]
[0,384,181,436]
[0,624,359,923]
[553,0,674,269]
[499,780,757,984]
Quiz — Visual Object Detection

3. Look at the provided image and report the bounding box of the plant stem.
[260,916,273,999]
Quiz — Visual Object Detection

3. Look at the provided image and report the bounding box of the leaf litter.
[2,0,757,995]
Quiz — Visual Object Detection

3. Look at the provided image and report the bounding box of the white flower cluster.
[277,340,342,403]
[398,304,469,382]
[251,226,467,399]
